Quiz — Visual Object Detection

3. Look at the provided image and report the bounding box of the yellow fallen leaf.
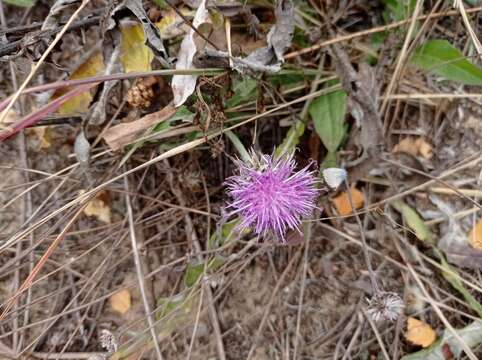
[82,190,111,223]
[109,289,131,314]
[331,186,364,216]
[54,52,105,115]
[156,9,187,39]
[120,10,190,73]
[393,137,433,159]
[415,138,433,159]
[121,24,154,73]
[405,317,436,348]
[468,218,482,250]
[27,126,52,149]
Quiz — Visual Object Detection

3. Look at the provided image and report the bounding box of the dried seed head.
[224,150,319,242]
[99,329,118,354]
[366,292,405,322]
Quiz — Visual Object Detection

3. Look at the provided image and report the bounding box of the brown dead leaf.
[109,289,131,314]
[103,104,176,150]
[82,190,111,223]
[393,137,433,159]
[405,317,437,348]
[468,218,482,250]
[330,186,364,216]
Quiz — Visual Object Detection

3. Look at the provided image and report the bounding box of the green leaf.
[226,77,258,108]
[411,40,482,86]
[321,151,337,169]
[440,257,482,319]
[208,218,240,250]
[275,120,305,159]
[183,257,225,287]
[308,87,347,153]
[184,262,205,288]
[392,200,433,244]
[225,130,250,163]
[383,0,416,22]
[402,321,482,360]
[4,0,34,7]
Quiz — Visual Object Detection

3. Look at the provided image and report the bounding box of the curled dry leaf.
[171,0,210,107]
[405,317,437,348]
[123,0,167,61]
[81,190,111,224]
[102,104,176,150]
[109,289,131,314]
[198,0,295,74]
[393,137,433,160]
[330,186,364,216]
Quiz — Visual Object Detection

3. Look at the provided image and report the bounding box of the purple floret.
[224,151,319,242]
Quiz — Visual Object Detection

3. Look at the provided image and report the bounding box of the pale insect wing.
[322,168,347,189]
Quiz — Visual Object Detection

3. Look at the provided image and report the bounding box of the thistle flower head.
[366,292,405,322]
[224,150,319,242]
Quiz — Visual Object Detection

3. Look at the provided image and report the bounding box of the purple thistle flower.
[224,151,319,242]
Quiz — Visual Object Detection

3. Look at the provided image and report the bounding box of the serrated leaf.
[392,200,433,244]
[402,321,482,360]
[411,40,482,86]
[226,77,258,108]
[55,52,105,115]
[308,88,347,153]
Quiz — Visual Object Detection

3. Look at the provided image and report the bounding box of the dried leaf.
[171,0,210,106]
[75,130,90,166]
[393,137,433,159]
[402,321,482,360]
[405,317,437,348]
[54,52,105,115]
[28,126,52,149]
[431,196,482,269]
[120,24,154,73]
[192,0,294,74]
[109,289,131,314]
[468,218,482,250]
[103,104,176,150]
[83,191,111,224]
[123,0,167,61]
[331,186,364,216]
[233,0,294,73]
